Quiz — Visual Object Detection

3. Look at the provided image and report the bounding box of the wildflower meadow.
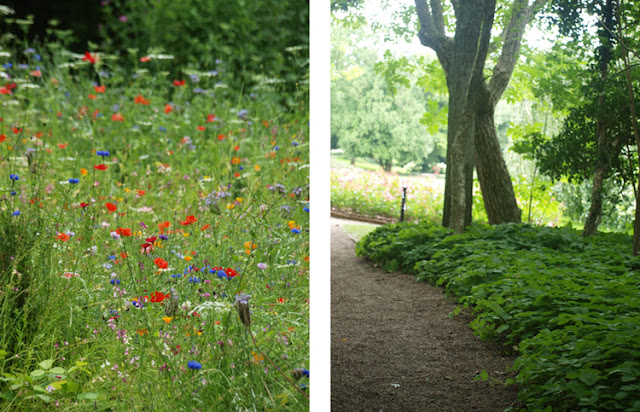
[0,46,309,410]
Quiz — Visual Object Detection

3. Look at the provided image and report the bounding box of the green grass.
[0,46,309,410]
[340,223,379,242]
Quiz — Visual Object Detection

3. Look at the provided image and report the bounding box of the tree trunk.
[583,168,606,236]
[415,0,543,230]
[441,0,487,232]
[474,98,522,225]
[614,0,640,254]
[583,0,613,237]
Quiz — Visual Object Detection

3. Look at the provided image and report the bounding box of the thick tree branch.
[430,0,445,34]
[415,0,453,76]
[488,0,547,103]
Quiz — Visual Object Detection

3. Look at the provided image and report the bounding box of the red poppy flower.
[225,268,238,278]
[106,202,117,212]
[111,112,125,122]
[88,94,97,99]
[173,79,186,87]
[95,85,106,93]
[134,94,150,105]
[0,86,11,95]
[12,127,22,134]
[158,221,170,234]
[56,232,70,242]
[80,202,89,208]
[58,143,69,149]
[197,126,205,131]
[180,215,197,226]
[140,56,151,62]
[201,224,210,231]
[137,189,145,196]
[116,228,132,236]
[154,257,168,269]
[146,236,158,243]
[150,291,168,303]
[30,70,42,77]
[82,51,97,64]
[94,164,108,171]
[217,134,225,141]
[164,104,173,114]
[206,114,216,123]
[0,134,5,142]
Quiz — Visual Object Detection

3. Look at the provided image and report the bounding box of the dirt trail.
[330,219,519,411]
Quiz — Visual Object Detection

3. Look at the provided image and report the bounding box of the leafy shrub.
[357,222,640,411]
[99,0,309,98]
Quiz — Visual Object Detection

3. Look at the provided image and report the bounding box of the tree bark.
[474,94,522,224]
[415,0,545,229]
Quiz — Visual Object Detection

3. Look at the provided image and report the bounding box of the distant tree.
[331,17,437,172]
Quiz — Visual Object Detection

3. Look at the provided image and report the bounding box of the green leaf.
[578,368,601,386]
[77,392,99,401]
[30,369,45,377]
[62,381,80,394]
[49,367,66,374]
[35,394,51,403]
[38,359,54,371]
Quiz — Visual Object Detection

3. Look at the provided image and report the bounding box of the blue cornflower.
[291,228,301,234]
[292,141,299,146]
[110,279,120,285]
[9,174,19,181]
[159,234,169,240]
[34,54,41,61]
[12,210,20,216]
[108,255,116,260]
[159,126,167,132]
[237,109,248,119]
[274,146,280,151]
[187,361,202,370]
[10,191,16,196]
[69,178,79,184]
[303,205,309,213]
[18,64,29,69]
[216,269,229,280]
[188,277,201,283]
[97,150,110,157]
[24,47,35,54]
[238,166,244,171]
[3,62,12,69]
[171,274,182,279]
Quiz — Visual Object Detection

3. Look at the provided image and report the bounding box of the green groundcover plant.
[357,222,640,412]
[0,43,309,410]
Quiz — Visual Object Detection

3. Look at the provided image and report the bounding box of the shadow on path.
[330,219,519,412]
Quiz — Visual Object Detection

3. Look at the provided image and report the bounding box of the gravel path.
[330,219,519,411]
